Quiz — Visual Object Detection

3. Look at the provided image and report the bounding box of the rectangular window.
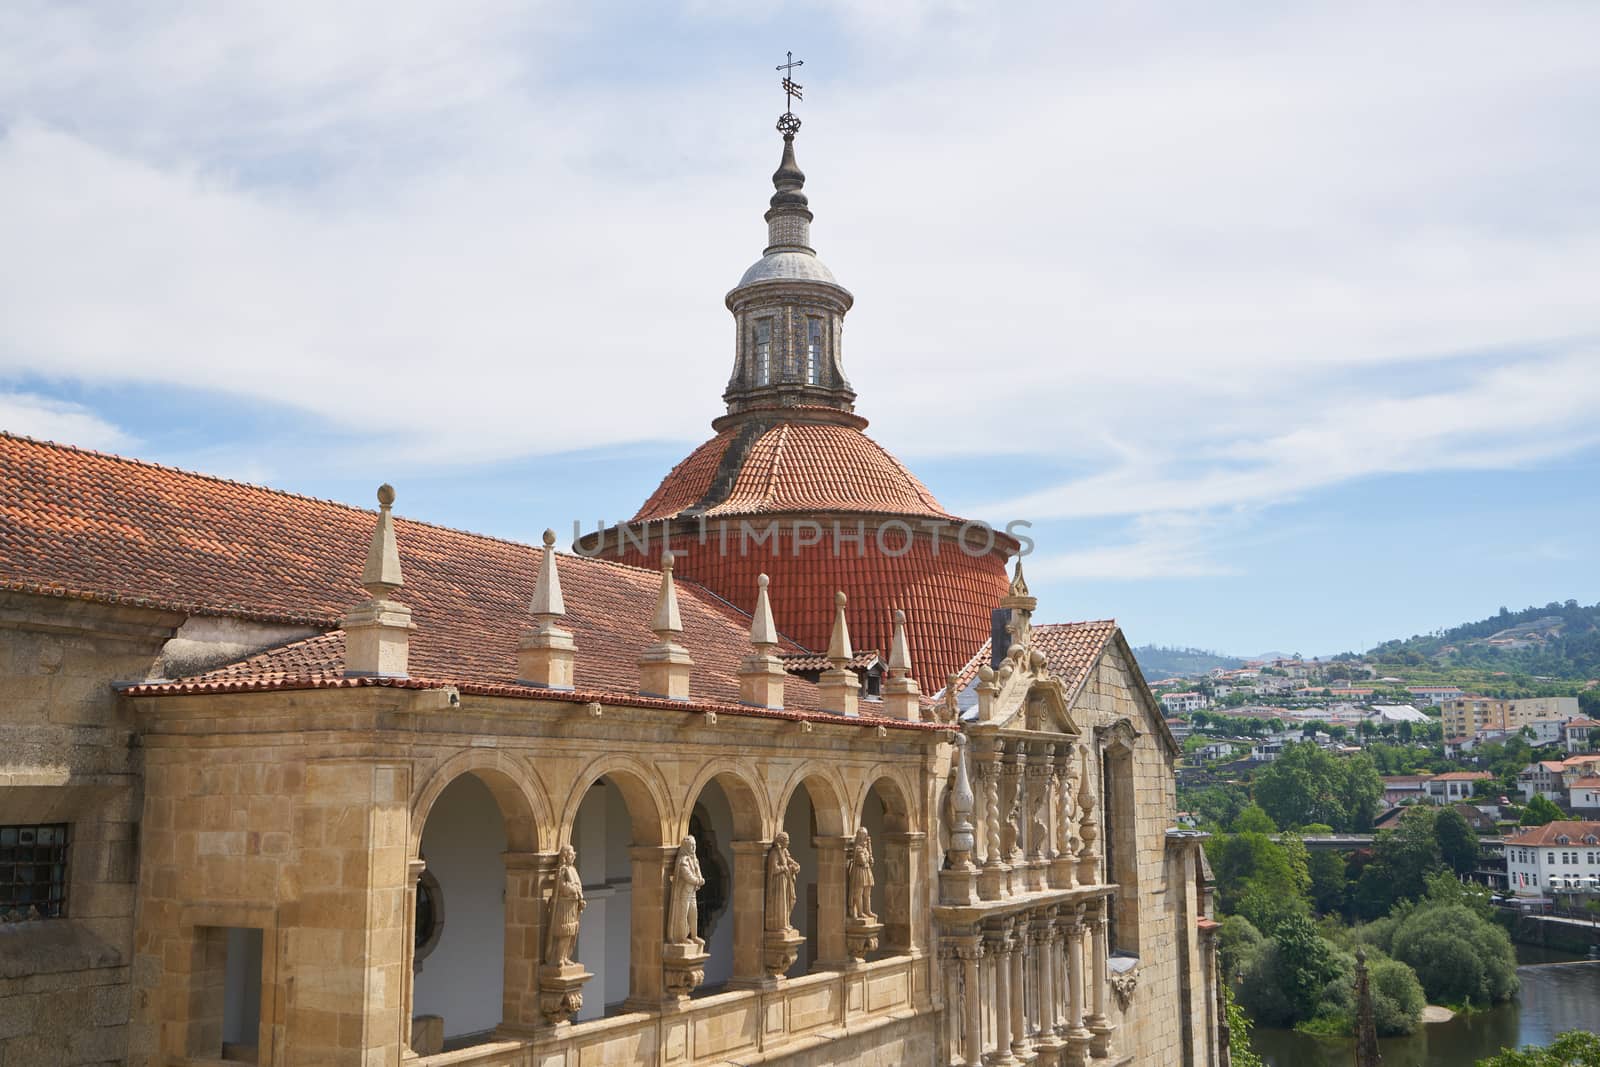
[0,824,68,922]
[806,318,824,384]
[754,320,772,385]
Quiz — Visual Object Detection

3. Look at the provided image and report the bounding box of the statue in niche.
[667,835,706,949]
[1003,778,1023,858]
[544,844,586,967]
[765,831,801,933]
[1030,774,1050,856]
[847,828,877,921]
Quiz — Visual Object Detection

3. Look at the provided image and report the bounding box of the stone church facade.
[0,119,1224,1067]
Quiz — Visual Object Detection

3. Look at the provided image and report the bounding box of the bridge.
[1273,834,1505,852]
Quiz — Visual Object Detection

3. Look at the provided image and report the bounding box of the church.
[0,91,1225,1067]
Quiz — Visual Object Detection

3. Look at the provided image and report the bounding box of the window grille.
[0,824,68,922]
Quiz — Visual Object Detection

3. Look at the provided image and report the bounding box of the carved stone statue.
[765,831,801,933]
[847,828,877,921]
[545,844,585,967]
[667,835,706,948]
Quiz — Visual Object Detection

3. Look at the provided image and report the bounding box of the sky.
[1,2,1597,657]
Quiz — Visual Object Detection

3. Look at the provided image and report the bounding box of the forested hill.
[1367,599,1600,679]
[1132,645,1246,678]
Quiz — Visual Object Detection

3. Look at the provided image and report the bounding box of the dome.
[632,420,952,523]
[734,251,844,290]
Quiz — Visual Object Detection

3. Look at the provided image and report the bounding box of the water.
[1251,948,1600,1067]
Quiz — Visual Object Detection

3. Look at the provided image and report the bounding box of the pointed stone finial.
[739,574,785,709]
[750,573,778,649]
[652,551,683,639]
[344,484,415,678]
[826,591,852,666]
[362,483,404,595]
[518,529,576,690]
[949,734,977,868]
[531,528,565,618]
[818,591,859,716]
[640,551,692,700]
[882,608,922,722]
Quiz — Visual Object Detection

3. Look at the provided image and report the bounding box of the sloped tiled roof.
[0,432,952,727]
[949,620,1121,700]
[1505,821,1600,846]
[631,421,953,522]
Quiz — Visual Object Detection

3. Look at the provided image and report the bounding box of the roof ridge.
[762,422,790,503]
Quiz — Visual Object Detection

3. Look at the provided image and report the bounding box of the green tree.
[1308,849,1348,915]
[1232,803,1278,834]
[1391,903,1518,1007]
[1253,742,1381,832]
[1436,806,1480,875]
[1351,807,1444,919]
[1521,794,1567,826]
[1478,1029,1600,1066]
[1238,914,1341,1027]
[1217,914,1264,982]
[1222,983,1265,1067]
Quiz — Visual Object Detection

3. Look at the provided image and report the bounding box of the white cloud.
[0,0,1596,507]
[1027,513,1243,581]
[0,391,131,450]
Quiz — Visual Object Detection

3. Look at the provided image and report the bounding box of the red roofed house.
[0,115,1220,1067]
[1504,821,1600,896]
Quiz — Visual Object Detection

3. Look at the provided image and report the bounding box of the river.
[1251,946,1600,1067]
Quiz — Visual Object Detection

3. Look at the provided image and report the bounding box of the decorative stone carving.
[544,844,585,967]
[847,828,876,921]
[667,835,706,949]
[762,831,806,978]
[1076,748,1099,885]
[845,827,883,961]
[535,844,593,1027]
[663,835,710,999]
[1110,966,1139,1011]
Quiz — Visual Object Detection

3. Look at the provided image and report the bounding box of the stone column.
[1051,749,1077,891]
[1063,908,1091,1067]
[1024,752,1052,892]
[986,921,1018,1066]
[1088,900,1114,1059]
[1033,911,1063,1064]
[957,933,985,1067]
[624,844,673,1008]
[1010,923,1029,1062]
[885,831,924,952]
[813,835,850,968]
[501,850,559,1032]
[979,741,1009,901]
[730,840,770,985]
[1005,746,1026,872]
[401,858,427,1058]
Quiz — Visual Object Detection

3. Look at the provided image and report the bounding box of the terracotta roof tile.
[631,421,953,522]
[0,432,941,720]
[948,620,1120,700]
[1504,821,1600,846]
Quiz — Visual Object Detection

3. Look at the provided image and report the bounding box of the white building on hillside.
[1505,821,1600,896]
[1161,691,1209,714]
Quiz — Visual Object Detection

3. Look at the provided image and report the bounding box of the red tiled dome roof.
[632,420,954,523]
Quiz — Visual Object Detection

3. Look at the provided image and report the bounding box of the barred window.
[0,824,69,922]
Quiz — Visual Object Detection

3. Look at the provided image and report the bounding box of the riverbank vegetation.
[1208,793,1518,1042]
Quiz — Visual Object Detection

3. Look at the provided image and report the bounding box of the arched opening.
[412,774,508,1049]
[778,772,848,974]
[680,770,765,992]
[859,776,915,954]
[563,765,667,1018]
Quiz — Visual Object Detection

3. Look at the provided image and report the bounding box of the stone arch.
[678,760,769,842]
[409,749,552,858]
[559,753,672,848]
[405,752,552,1049]
[775,763,849,838]
[856,770,919,955]
[852,768,915,835]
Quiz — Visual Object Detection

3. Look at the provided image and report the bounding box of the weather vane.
[776,51,804,135]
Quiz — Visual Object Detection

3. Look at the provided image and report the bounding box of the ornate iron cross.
[777,51,804,111]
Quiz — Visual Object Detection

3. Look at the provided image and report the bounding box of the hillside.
[1367,599,1600,681]
[1132,645,1246,678]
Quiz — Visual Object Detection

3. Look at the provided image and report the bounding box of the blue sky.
[2,3,1597,657]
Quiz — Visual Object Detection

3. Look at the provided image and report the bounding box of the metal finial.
[776,51,804,134]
